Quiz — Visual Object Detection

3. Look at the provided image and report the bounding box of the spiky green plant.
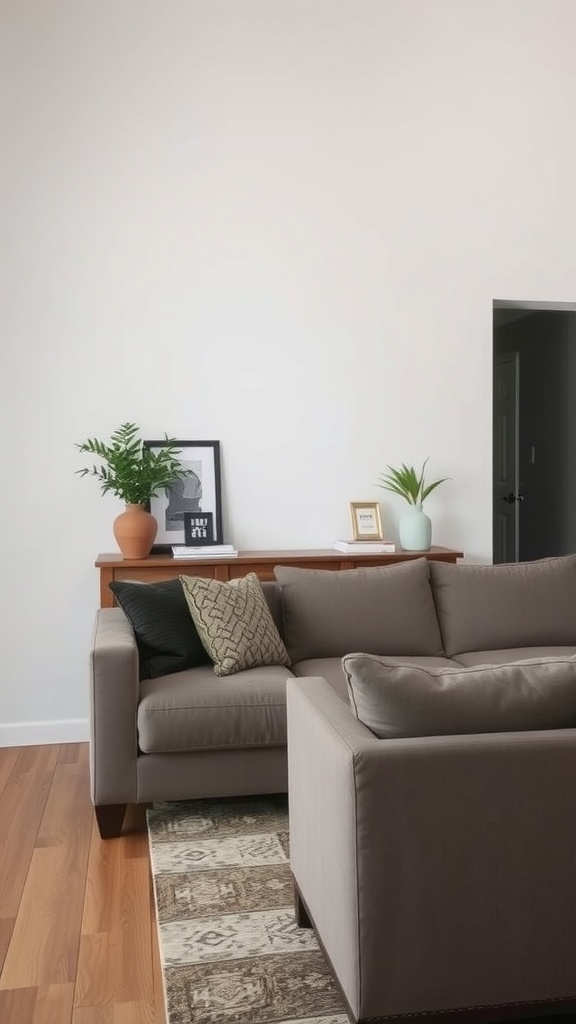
[76,422,192,505]
[376,458,449,507]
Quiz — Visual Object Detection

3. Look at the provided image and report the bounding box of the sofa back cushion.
[342,652,576,739]
[430,555,576,657]
[274,559,444,663]
[260,580,284,633]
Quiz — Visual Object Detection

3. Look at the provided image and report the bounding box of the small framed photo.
[350,501,384,541]
[184,511,214,546]
[144,439,223,552]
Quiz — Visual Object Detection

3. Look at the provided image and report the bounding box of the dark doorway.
[493,301,576,563]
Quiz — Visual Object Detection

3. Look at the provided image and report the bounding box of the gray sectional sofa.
[287,673,576,1024]
[89,553,576,839]
[287,555,576,1023]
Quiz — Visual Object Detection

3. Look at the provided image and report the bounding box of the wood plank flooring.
[0,743,166,1024]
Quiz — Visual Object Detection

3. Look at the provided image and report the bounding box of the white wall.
[2,0,576,744]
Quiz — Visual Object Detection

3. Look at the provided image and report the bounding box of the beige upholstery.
[287,677,576,1023]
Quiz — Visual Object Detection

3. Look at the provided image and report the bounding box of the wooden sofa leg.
[293,880,313,928]
[95,803,127,839]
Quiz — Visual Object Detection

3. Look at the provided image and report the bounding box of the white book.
[333,540,396,553]
[172,551,239,559]
[175,552,239,559]
[172,545,238,558]
[170,544,235,552]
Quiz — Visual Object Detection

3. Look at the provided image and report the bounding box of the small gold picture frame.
[350,501,384,541]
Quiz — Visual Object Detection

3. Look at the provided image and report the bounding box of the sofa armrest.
[89,608,139,806]
[287,676,576,1020]
[287,677,376,1013]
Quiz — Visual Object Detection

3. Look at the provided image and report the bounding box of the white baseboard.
[0,719,90,748]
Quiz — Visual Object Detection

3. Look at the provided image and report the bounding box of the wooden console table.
[96,547,463,608]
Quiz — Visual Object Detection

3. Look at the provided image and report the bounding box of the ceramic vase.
[399,504,432,551]
[113,504,157,559]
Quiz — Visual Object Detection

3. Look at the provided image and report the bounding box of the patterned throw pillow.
[180,572,291,677]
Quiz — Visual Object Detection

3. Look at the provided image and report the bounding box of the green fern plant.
[376,458,449,507]
[76,422,192,505]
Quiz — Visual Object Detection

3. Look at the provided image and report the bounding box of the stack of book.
[333,540,396,553]
[172,544,238,558]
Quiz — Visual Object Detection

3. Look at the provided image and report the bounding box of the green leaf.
[375,458,449,507]
[75,423,194,504]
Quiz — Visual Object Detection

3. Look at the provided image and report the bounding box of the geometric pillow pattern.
[180,572,291,677]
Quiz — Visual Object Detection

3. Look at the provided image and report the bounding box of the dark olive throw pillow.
[109,578,209,679]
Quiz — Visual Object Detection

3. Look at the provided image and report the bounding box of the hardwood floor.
[0,743,166,1024]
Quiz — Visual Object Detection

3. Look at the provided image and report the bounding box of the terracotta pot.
[113,504,157,559]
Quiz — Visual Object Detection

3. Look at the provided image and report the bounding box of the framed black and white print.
[144,440,223,551]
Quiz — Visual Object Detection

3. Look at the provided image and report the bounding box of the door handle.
[502,493,525,504]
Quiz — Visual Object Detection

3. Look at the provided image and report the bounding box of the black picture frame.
[144,439,223,553]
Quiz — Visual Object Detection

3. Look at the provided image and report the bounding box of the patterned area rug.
[147,794,348,1024]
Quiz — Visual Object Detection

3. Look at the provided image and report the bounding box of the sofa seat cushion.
[291,658,348,698]
[454,646,576,666]
[342,652,576,739]
[430,555,576,657]
[138,664,295,753]
[275,559,444,663]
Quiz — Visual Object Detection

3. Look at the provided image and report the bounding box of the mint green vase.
[399,504,432,551]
